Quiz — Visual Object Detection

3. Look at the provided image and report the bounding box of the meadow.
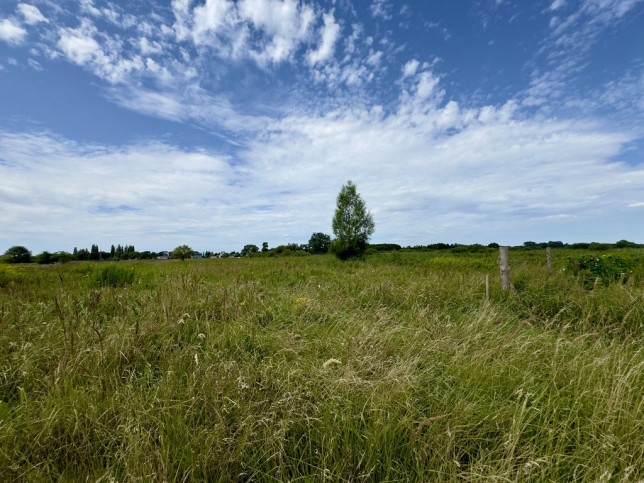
[0,248,643,481]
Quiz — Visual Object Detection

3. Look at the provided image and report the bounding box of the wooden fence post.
[485,274,490,302]
[546,247,553,275]
[499,246,511,292]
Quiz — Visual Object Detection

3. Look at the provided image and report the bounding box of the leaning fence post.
[499,246,511,292]
[546,247,553,275]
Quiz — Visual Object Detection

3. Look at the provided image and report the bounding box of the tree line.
[4,180,638,265]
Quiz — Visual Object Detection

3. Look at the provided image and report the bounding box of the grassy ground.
[0,249,642,481]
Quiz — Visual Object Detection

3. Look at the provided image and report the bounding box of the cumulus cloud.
[0,18,27,45]
[57,19,104,65]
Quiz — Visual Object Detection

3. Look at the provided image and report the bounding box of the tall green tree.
[330,181,375,260]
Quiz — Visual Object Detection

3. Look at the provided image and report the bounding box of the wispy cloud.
[17,4,48,25]
[0,17,27,45]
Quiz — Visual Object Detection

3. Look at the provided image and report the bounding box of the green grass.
[0,250,642,481]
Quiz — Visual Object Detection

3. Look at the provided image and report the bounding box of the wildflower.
[197,333,206,340]
[240,301,247,307]
[295,297,311,305]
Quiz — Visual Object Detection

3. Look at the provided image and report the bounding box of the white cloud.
[628,201,644,207]
[0,18,27,45]
[415,71,441,100]
[190,0,237,45]
[0,131,240,251]
[172,0,318,65]
[308,11,340,65]
[549,0,566,10]
[402,59,419,78]
[370,0,392,20]
[17,4,48,25]
[57,19,104,65]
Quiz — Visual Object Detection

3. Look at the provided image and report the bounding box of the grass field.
[1,249,643,481]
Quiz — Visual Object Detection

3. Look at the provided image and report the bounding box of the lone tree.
[331,180,375,260]
[171,245,193,261]
[308,232,331,255]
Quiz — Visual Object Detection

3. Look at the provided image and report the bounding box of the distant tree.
[370,243,401,252]
[110,245,116,258]
[487,242,500,248]
[52,251,74,264]
[616,239,636,248]
[35,251,53,264]
[330,181,375,261]
[308,232,331,254]
[171,245,194,261]
[4,246,32,263]
[90,244,100,260]
[241,244,260,257]
[76,248,90,261]
[262,242,269,252]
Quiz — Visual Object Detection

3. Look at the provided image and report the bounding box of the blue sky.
[1,0,643,254]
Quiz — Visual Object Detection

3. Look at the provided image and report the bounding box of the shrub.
[93,264,136,287]
[0,264,21,286]
[565,254,638,287]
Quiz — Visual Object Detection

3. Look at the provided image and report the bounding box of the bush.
[565,254,639,287]
[93,265,136,287]
[0,264,21,286]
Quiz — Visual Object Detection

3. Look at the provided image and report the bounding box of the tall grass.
[0,250,642,480]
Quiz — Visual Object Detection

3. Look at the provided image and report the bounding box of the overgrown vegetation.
[0,248,642,480]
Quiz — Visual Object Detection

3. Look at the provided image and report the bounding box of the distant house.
[191,252,203,259]
[157,251,170,260]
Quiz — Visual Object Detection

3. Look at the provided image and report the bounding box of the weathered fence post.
[546,247,553,275]
[499,246,511,292]
[485,274,490,302]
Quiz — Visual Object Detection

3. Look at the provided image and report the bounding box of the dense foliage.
[308,232,331,255]
[0,248,642,480]
[331,180,375,260]
[171,245,194,261]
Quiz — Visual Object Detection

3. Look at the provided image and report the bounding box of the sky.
[1,0,643,254]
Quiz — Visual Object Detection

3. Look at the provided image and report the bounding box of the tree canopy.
[171,245,194,261]
[308,233,331,255]
[330,181,375,260]
[4,246,32,263]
